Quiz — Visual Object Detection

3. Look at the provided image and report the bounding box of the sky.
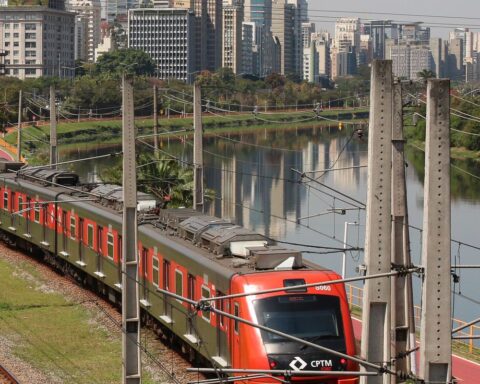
[308,0,480,39]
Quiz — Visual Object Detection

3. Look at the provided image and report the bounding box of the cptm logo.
[289,356,307,371]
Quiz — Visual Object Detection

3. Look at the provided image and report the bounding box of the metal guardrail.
[346,283,479,354]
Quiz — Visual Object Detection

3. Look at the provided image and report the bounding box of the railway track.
[0,364,19,384]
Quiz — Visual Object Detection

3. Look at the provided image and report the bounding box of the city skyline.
[308,0,479,39]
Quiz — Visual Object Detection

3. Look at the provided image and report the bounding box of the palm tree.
[417,69,437,82]
[100,153,197,208]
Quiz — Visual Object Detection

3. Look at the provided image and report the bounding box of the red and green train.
[0,162,359,383]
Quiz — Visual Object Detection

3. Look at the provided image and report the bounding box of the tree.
[417,69,436,82]
[100,153,196,208]
[94,48,156,77]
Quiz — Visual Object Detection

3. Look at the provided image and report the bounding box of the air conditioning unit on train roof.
[158,208,203,230]
[90,184,157,212]
[200,225,270,257]
[177,215,232,243]
[247,246,304,270]
[19,167,79,186]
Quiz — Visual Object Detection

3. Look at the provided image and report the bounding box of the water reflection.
[62,124,480,322]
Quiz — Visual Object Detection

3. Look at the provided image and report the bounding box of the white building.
[222,0,243,73]
[128,8,194,82]
[0,6,75,79]
[66,0,101,63]
[387,41,433,80]
[334,17,360,52]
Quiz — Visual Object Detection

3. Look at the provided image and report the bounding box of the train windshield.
[253,295,344,343]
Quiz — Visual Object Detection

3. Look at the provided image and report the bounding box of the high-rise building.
[448,37,464,80]
[66,0,101,63]
[0,5,75,78]
[312,32,330,79]
[271,0,295,75]
[241,21,253,74]
[206,0,222,71]
[222,0,243,73]
[128,8,194,81]
[429,37,443,77]
[334,17,360,52]
[302,43,317,83]
[244,0,275,76]
[386,40,433,80]
[301,22,314,48]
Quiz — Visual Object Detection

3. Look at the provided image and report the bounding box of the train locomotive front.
[228,268,358,384]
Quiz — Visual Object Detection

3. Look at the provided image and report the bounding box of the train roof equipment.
[177,215,232,243]
[18,167,79,186]
[91,184,157,212]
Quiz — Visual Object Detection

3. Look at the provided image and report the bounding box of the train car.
[0,162,359,384]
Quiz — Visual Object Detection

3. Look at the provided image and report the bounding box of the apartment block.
[128,8,194,82]
[67,0,101,62]
[0,6,75,79]
[222,1,243,73]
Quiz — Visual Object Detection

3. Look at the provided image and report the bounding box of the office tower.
[448,37,464,80]
[222,0,243,73]
[301,22,315,48]
[386,40,433,80]
[302,43,317,82]
[0,5,75,78]
[241,22,253,74]
[429,37,443,77]
[271,0,296,75]
[128,8,194,81]
[67,0,101,62]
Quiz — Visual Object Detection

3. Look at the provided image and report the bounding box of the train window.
[97,226,103,253]
[163,260,170,290]
[70,216,76,240]
[152,253,159,288]
[234,302,240,334]
[216,291,225,327]
[34,203,40,223]
[17,195,23,216]
[107,233,114,260]
[187,274,195,300]
[201,286,211,322]
[175,270,183,302]
[87,224,94,248]
[253,295,344,344]
[3,191,8,211]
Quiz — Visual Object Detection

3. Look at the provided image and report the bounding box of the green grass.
[0,258,159,383]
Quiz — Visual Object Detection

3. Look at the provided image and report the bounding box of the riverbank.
[8,109,367,164]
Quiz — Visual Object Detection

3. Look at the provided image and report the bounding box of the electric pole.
[193,83,204,211]
[153,85,159,156]
[17,90,22,162]
[419,79,452,384]
[360,60,393,384]
[49,85,57,168]
[121,74,142,384]
[390,81,416,380]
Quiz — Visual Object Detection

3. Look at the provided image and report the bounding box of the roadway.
[351,318,479,383]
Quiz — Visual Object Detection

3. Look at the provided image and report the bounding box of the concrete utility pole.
[49,85,57,168]
[360,60,393,384]
[16,90,22,162]
[121,75,141,384]
[193,83,204,211]
[153,85,159,155]
[390,82,416,380]
[419,79,452,383]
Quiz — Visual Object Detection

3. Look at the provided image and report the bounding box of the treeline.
[0,49,371,128]
[405,94,480,152]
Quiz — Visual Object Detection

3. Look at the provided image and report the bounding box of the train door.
[231,301,241,368]
[62,211,67,252]
[117,235,122,285]
[96,225,103,273]
[163,260,171,318]
[25,197,31,234]
[142,247,149,302]
[10,191,15,226]
[187,274,196,337]
[216,291,228,362]
[78,218,84,262]
[42,204,48,243]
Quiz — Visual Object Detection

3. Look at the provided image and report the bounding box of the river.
[61,124,480,327]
